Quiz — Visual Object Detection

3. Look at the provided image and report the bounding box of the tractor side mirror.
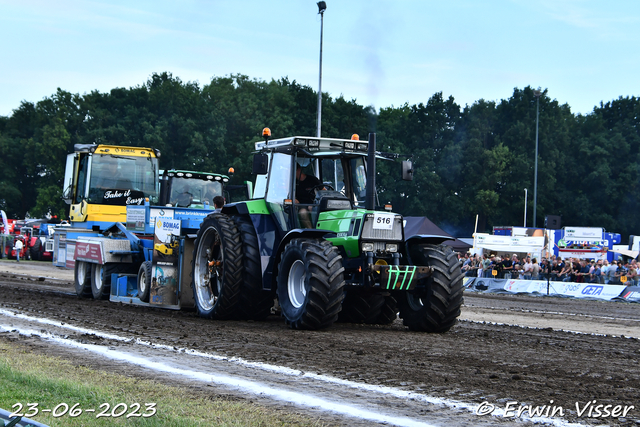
[402,160,414,181]
[252,153,268,175]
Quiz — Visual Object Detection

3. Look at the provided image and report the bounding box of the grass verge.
[0,338,326,426]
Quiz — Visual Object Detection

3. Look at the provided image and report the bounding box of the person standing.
[531,258,541,280]
[481,254,492,278]
[14,238,24,263]
[607,261,619,284]
[550,260,561,281]
[502,255,516,279]
[523,257,533,280]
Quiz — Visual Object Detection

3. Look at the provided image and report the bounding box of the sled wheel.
[74,261,92,298]
[137,261,153,302]
[91,264,110,300]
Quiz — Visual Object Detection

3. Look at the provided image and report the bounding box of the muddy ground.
[0,260,639,426]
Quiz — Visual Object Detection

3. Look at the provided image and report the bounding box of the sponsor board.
[547,282,626,299]
[150,208,173,224]
[469,278,627,301]
[173,210,210,218]
[74,240,104,264]
[616,286,640,302]
[564,227,603,241]
[150,217,181,306]
[126,206,146,231]
[503,280,548,294]
[65,242,75,269]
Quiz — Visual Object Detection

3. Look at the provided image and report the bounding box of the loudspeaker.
[545,215,561,229]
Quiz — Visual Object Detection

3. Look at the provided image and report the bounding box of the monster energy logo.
[386,265,417,290]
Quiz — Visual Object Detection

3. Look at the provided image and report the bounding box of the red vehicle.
[29,224,55,261]
[2,216,56,261]
[5,235,29,260]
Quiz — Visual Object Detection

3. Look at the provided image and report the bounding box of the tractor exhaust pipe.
[366,133,376,211]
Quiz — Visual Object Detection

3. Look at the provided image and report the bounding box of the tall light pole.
[533,89,541,228]
[524,188,528,227]
[316,1,326,138]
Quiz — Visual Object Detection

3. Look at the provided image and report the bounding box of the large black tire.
[398,244,464,332]
[191,213,243,319]
[30,239,42,261]
[233,216,274,320]
[276,239,345,330]
[376,295,399,325]
[91,264,110,300]
[338,292,398,325]
[74,261,92,298]
[137,261,153,302]
[91,263,136,300]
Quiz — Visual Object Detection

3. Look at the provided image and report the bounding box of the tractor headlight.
[386,243,398,253]
[362,242,374,252]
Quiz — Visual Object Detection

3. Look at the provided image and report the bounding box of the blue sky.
[1,0,639,117]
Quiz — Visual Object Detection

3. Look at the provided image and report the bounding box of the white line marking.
[0,308,589,427]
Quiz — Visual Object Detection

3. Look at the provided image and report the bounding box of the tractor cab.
[159,170,230,208]
[251,130,413,234]
[62,144,160,229]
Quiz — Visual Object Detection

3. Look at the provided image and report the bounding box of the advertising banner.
[74,240,104,264]
[467,278,627,300]
[150,217,181,306]
[126,206,146,231]
[564,227,604,241]
[65,242,75,269]
[618,286,640,302]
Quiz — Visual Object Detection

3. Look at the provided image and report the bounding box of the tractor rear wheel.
[398,244,464,332]
[137,261,153,302]
[233,216,274,320]
[276,239,345,330]
[74,261,92,298]
[30,239,42,261]
[338,292,398,325]
[191,213,242,319]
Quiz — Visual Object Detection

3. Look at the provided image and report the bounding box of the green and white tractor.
[191,129,463,331]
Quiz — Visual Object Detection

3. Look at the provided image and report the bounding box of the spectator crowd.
[459,253,639,286]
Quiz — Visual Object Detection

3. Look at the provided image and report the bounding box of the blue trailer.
[58,167,240,310]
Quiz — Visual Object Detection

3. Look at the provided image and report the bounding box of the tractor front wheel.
[276,239,345,330]
[398,244,464,332]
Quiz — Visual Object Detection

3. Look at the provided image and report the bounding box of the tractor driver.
[295,163,323,228]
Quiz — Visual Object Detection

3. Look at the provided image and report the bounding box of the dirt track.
[1,260,639,426]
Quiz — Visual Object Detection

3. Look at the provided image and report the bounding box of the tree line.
[0,72,638,239]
